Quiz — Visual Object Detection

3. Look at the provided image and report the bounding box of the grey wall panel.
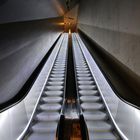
[78,0,140,76]
[0,19,63,103]
[0,0,66,23]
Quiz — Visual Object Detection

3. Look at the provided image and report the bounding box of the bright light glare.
[69,29,71,34]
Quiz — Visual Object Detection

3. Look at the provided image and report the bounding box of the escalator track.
[17,32,124,140]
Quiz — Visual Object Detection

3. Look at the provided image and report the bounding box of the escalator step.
[81,103,104,110]
[28,133,55,140]
[79,85,96,90]
[47,81,63,86]
[78,77,93,81]
[44,91,63,96]
[86,121,112,132]
[51,71,65,74]
[36,112,60,121]
[77,73,91,77]
[50,74,64,77]
[41,97,62,103]
[39,103,61,111]
[79,90,98,96]
[45,86,63,91]
[49,77,64,81]
[78,81,95,85]
[77,71,89,74]
[83,111,107,121]
[80,96,101,102]
[31,122,57,133]
[89,131,117,140]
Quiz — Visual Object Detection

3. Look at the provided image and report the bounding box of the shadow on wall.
[78,29,140,108]
[0,17,63,108]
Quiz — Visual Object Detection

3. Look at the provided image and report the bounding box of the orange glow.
[58,22,64,25]
[69,29,71,34]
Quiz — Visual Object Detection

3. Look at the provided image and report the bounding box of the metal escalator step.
[86,121,112,132]
[76,64,87,67]
[45,86,63,91]
[55,61,66,63]
[54,62,65,64]
[28,133,55,140]
[54,64,65,67]
[31,122,57,133]
[83,111,107,121]
[39,104,61,111]
[50,74,64,77]
[76,63,86,65]
[53,66,65,69]
[89,132,117,140]
[53,68,65,71]
[77,73,91,77]
[47,81,63,86]
[77,71,89,74]
[55,60,66,62]
[80,96,101,102]
[42,97,62,103]
[78,81,95,85]
[79,85,96,90]
[36,112,60,121]
[78,77,92,81]
[76,66,88,68]
[51,71,65,74]
[44,91,63,96]
[49,77,64,81]
[81,103,104,110]
[76,67,88,71]
[79,90,98,96]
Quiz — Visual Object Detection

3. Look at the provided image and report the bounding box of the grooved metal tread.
[79,85,97,90]
[83,111,107,121]
[81,103,104,110]
[32,122,58,133]
[89,132,118,140]
[36,112,60,121]
[39,102,61,112]
[28,133,55,140]
[78,80,95,85]
[43,91,63,96]
[79,90,99,96]
[80,96,101,102]
[41,97,62,103]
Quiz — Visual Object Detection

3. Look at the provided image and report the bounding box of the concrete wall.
[0,0,66,23]
[78,0,140,76]
[0,18,63,103]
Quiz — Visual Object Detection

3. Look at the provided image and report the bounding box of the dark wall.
[0,18,63,104]
[78,0,140,76]
[0,0,66,23]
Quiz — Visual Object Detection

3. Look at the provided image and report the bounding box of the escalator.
[20,32,121,140]
[1,32,139,140]
[72,33,120,140]
[23,33,68,140]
